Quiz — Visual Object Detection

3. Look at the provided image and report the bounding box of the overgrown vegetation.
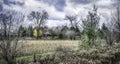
[0,1,120,64]
[16,43,120,64]
[0,10,24,64]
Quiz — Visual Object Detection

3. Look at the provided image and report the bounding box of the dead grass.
[19,40,79,55]
[17,42,120,64]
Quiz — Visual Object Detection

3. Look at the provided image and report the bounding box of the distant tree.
[99,23,108,39]
[80,5,100,48]
[65,15,76,28]
[112,6,120,43]
[97,28,103,39]
[51,27,61,39]
[0,10,24,64]
[27,26,33,37]
[33,27,43,39]
[33,28,38,39]
[65,15,80,32]
[101,23,114,45]
[65,30,76,40]
[58,33,63,39]
[105,30,114,45]
[18,25,25,37]
[28,10,48,39]
[49,29,57,40]
[60,26,69,39]
[28,10,48,28]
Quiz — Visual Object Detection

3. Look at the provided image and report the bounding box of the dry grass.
[17,41,120,64]
[19,40,79,55]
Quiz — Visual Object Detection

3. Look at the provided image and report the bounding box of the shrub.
[55,46,72,53]
[80,5,100,49]
[58,33,64,39]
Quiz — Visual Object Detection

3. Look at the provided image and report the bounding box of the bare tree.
[112,5,120,43]
[28,10,48,39]
[101,23,114,45]
[28,10,48,28]
[65,15,80,32]
[0,10,24,64]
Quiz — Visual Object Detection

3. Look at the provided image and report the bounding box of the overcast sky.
[0,0,119,27]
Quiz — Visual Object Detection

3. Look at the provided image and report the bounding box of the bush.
[0,59,7,64]
[55,46,71,53]
[58,33,64,39]
[80,34,101,49]
[80,5,100,49]
[80,34,90,49]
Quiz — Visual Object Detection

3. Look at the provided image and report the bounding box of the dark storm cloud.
[10,1,24,6]
[70,0,91,4]
[70,0,99,5]
[54,0,66,11]
[3,0,24,6]
[0,4,3,11]
[3,0,10,5]
[37,0,66,11]
[112,0,120,6]
[70,0,118,9]
[0,1,3,11]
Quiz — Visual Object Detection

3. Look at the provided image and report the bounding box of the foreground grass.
[17,52,55,61]
[17,43,120,64]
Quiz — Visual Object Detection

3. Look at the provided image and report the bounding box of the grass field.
[19,40,79,55]
[17,40,120,64]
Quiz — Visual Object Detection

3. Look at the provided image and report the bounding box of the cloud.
[96,0,117,9]
[0,0,118,27]
[47,6,65,20]
[1,0,65,20]
[113,0,120,6]
[70,0,91,4]
[46,19,69,28]
[3,0,9,5]
[54,0,66,11]
[37,0,66,11]
[0,2,3,11]
[70,0,99,5]
[3,0,24,6]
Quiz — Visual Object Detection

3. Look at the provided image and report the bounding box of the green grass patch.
[16,52,55,61]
